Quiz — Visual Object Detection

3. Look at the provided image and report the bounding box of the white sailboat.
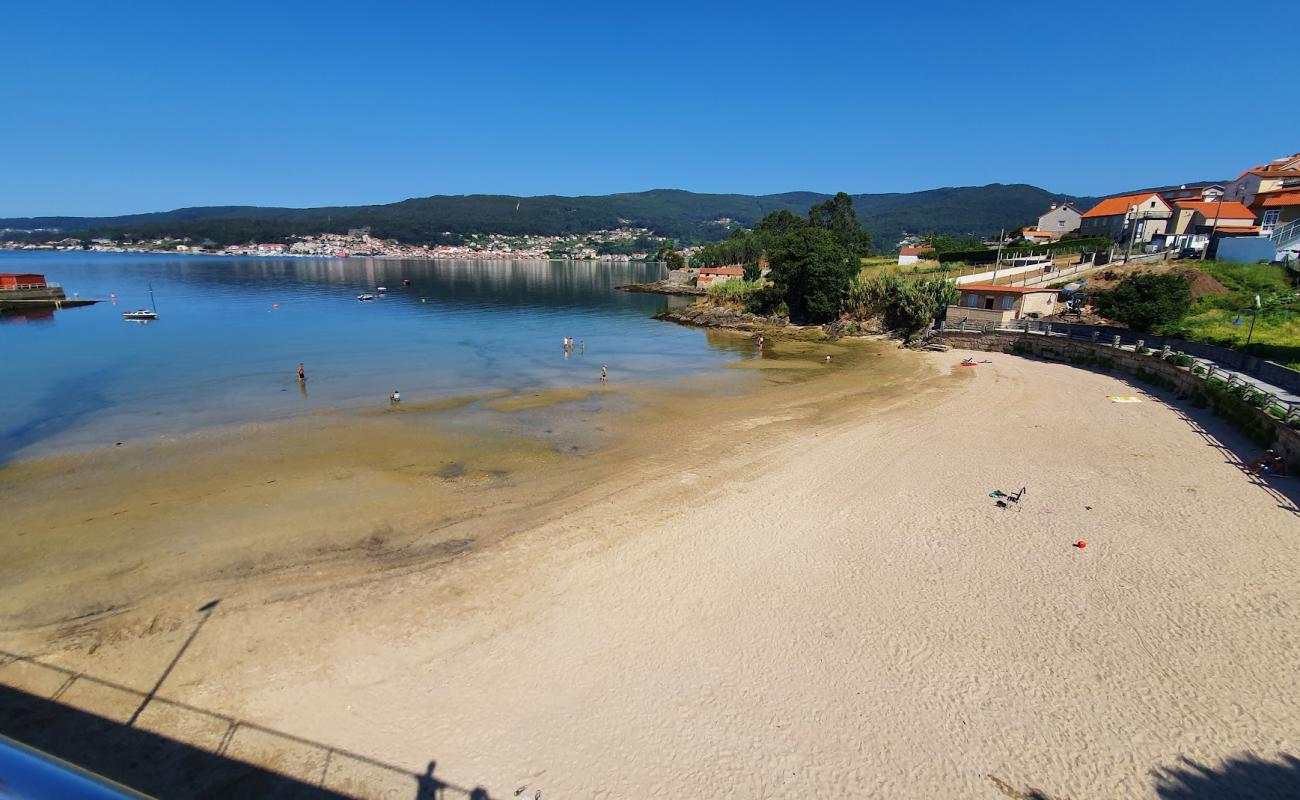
[123,283,159,321]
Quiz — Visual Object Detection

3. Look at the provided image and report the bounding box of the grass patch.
[1154,260,1300,368]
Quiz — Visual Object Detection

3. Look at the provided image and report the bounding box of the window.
[1001,296,1015,310]
[1262,209,1280,235]
[984,296,995,310]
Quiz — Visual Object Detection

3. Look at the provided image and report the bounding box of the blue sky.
[2,0,1295,216]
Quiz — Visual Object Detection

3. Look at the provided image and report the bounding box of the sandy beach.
[2,340,1298,799]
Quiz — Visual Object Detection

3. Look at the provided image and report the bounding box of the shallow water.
[0,252,755,461]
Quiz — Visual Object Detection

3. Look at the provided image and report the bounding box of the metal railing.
[1270,218,1300,250]
[0,282,59,291]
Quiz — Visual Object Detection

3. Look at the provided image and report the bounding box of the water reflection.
[0,253,754,460]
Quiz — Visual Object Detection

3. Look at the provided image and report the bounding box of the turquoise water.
[0,252,751,462]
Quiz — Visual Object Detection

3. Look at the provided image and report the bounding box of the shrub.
[1093,272,1193,332]
[1200,380,1279,447]
[848,273,958,333]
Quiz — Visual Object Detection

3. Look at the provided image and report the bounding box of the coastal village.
[0,226,669,262]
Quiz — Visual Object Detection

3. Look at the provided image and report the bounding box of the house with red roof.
[897,245,933,265]
[1250,188,1300,262]
[1165,200,1258,253]
[1227,153,1300,207]
[1079,193,1173,245]
[1035,203,1082,239]
[695,266,745,288]
[949,284,1059,327]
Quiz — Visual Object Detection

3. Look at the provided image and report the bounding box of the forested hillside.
[1,185,1095,251]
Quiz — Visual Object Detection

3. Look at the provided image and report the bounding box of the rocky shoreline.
[617,280,706,296]
[655,301,784,332]
[656,299,893,342]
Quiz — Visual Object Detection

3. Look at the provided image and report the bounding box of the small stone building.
[949,284,1059,327]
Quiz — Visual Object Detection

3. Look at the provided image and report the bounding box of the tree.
[753,209,807,239]
[1092,272,1192,332]
[655,243,686,270]
[742,262,762,282]
[809,192,872,257]
[766,227,858,323]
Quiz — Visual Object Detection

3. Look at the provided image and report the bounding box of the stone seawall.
[930,330,1300,471]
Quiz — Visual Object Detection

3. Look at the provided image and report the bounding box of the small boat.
[357,293,376,301]
[123,283,159,321]
[376,286,388,293]
[402,278,411,286]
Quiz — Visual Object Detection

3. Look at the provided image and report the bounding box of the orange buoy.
[273,303,279,310]
[1074,540,1086,549]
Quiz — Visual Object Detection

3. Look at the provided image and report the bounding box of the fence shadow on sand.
[0,650,489,799]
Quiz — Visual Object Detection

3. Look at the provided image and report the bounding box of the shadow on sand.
[0,651,490,799]
[1151,752,1300,799]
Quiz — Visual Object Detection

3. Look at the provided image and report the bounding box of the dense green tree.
[1092,272,1193,332]
[654,243,686,269]
[808,192,872,256]
[753,208,807,239]
[766,227,858,323]
[742,262,763,282]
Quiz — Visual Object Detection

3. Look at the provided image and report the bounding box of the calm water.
[1,252,752,462]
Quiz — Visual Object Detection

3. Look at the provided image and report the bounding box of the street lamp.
[1234,293,1262,350]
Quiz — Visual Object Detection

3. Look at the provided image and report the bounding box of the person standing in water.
[297,362,306,382]
[390,390,401,404]
[600,365,607,384]
[579,339,585,354]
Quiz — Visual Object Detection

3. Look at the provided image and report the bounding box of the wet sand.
[2,337,1298,799]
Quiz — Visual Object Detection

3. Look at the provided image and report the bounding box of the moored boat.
[122,283,159,321]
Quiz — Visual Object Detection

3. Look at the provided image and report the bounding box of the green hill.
[0,185,1094,251]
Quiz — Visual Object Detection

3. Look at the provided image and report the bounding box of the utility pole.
[1201,186,1238,261]
[1124,207,1140,263]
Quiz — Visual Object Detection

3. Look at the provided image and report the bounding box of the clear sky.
[2,0,1296,216]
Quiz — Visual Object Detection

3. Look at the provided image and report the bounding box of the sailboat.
[123,283,159,321]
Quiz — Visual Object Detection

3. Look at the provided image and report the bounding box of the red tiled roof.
[1214,226,1260,234]
[699,267,744,276]
[899,246,932,256]
[1173,201,1256,220]
[957,284,1058,294]
[1081,193,1169,218]
[1258,190,1300,208]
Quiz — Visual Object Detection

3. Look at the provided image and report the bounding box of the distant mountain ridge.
[0,185,1098,250]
